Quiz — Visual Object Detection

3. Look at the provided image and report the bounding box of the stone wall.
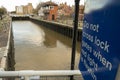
[0,19,15,80]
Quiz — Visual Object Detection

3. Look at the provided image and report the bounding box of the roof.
[42,1,58,7]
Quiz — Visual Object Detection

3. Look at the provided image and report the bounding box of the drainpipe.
[70,0,80,80]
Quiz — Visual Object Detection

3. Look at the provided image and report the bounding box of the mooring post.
[70,0,80,80]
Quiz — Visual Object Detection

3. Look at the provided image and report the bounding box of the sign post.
[79,0,120,80]
[70,0,80,80]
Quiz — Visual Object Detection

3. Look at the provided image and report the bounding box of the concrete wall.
[30,17,82,41]
[0,21,15,80]
[12,16,30,21]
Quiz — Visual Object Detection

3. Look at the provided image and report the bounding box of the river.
[12,21,81,70]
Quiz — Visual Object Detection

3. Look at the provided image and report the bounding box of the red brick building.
[58,2,73,18]
[39,1,58,21]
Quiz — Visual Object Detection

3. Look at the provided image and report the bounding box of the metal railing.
[0,70,82,80]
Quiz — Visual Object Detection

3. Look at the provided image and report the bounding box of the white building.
[38,7,44,17]
[16,6,24,14]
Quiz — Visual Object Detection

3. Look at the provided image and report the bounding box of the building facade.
[15,6,24,14]
[57,2,74,19]
[23,6,28,14]
[38,1,58,21]
[27,3,33,14]
[16,3,33,15]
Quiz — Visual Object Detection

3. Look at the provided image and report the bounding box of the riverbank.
[0,16,15,72]
[0,16,10,47]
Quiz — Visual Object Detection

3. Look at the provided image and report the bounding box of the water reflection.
[12,21,80,70]
[42,25,81,51]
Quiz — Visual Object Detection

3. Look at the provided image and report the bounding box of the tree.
[0,6,7,20]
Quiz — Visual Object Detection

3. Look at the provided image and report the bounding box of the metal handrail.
[0,70,81,77]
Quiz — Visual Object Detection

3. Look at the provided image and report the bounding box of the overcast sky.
[0,0,84,11]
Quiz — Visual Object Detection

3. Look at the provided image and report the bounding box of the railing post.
[70,0,80,80]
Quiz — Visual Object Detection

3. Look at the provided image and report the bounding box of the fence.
[55,20,83,28]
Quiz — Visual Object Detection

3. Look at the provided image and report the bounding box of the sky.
[0,0,84,11]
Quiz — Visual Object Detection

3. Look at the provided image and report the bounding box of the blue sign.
[79,0,120,80]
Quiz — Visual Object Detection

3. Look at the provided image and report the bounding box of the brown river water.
[12,21,81,71]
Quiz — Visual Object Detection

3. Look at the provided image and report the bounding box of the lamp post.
[70,0,80,80]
